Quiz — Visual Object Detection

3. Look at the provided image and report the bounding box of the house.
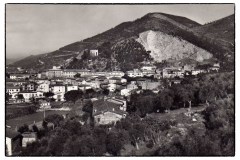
[23,82,37,91]
[90,49,99,57]
[208,64,220,72]
[39,100,51,110]
[36,83,50,92]
[92,99,127,125]
[6,128,22,156]
[6,79,27,87]
[141,65,157,71]
[22,132,37,147]
[121,89,131,97]
[79,84,92,91]
[10,73,30,80]
[66,85,78,92]
[121,78,127,83]
[50,85,66,101]
[137,81,161,90]
[109,77,122,84]
[6,85,21,96]
[162,68,184,78]
[19,91,44,102]
[50,85,66,94]
[108,83,117,92]
[46,66,63,78]
[191,69,204,75]
[108,71,125,78]
[126,81,139,90]
[127,69,143,77]
[142,70,156,77]
[106,97,127,111]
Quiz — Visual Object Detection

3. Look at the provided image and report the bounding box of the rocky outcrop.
[136,30,213,62]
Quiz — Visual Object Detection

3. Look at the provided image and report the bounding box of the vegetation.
[6,104,38,120]
[64,90,84,104]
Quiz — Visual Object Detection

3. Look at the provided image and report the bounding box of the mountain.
[10,12,234,71]
[6,58,21,65]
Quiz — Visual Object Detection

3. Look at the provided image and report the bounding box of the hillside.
[10,12,234,71]
[193,14,234,44]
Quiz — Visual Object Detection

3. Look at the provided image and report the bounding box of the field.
[6,110,70,129]
[6,103,37,120]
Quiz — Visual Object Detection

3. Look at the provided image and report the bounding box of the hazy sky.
[6,4,234,59]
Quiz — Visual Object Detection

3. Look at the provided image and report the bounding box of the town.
[6,51,224,156]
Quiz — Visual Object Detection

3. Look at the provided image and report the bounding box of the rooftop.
[93,99,127,116]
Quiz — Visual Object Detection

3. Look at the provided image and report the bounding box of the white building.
[141,65,157,71]
[22,132,37,147]
[19,91,44,102]
[121,88,131,97]
[127,69,143,77]
[37,83,50,93]
[108,71,125,78]
[90,49,99,57]
[66,85,78,92]
[50,85,66,94]
[6,128,22,156]
[6,86,21,95]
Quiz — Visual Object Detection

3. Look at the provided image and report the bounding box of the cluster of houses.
[6,61,221,155]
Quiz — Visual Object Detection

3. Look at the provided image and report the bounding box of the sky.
[6,4,234,59]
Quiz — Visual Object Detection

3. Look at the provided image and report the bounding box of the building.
[36,83,50,93]
[6,128,22,156]
[141,65,157,71]
[39,100,51,110]
[66,85,78,92]
[109,77,122,84]
[22,132,37,147]
[23,82,37,91]
[50,85,66,94]
[126,81,139,90]
[121,89,131,97]
[106,97,127,111]
[127,69,143,77]
[19,91,44,102]
[108,71,125,78]
[6,85,21,96]
[9,73,30,80]
[90,49,99,57]
[137,81,161,90]
[50,85,66,101]
[92,99,127,125]
[162,68,184,78]
[46,66,63,78]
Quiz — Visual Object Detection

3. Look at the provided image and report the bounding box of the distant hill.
[6,58,22,65]
[10,12,234,71]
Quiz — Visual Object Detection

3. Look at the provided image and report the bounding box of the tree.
[81,50,90,60]
[17,94,24,100]
[82,100,93,115]
[74,73,81,78]
[64,90,83,104]
[43,92,54,99]
[85,88,95,98]
[106,131,124,156]
[18,124,29,133]
[45,114,64,127]
[159,92,173,112]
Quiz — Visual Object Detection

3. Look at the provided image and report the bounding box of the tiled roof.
[93,99,127,116]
